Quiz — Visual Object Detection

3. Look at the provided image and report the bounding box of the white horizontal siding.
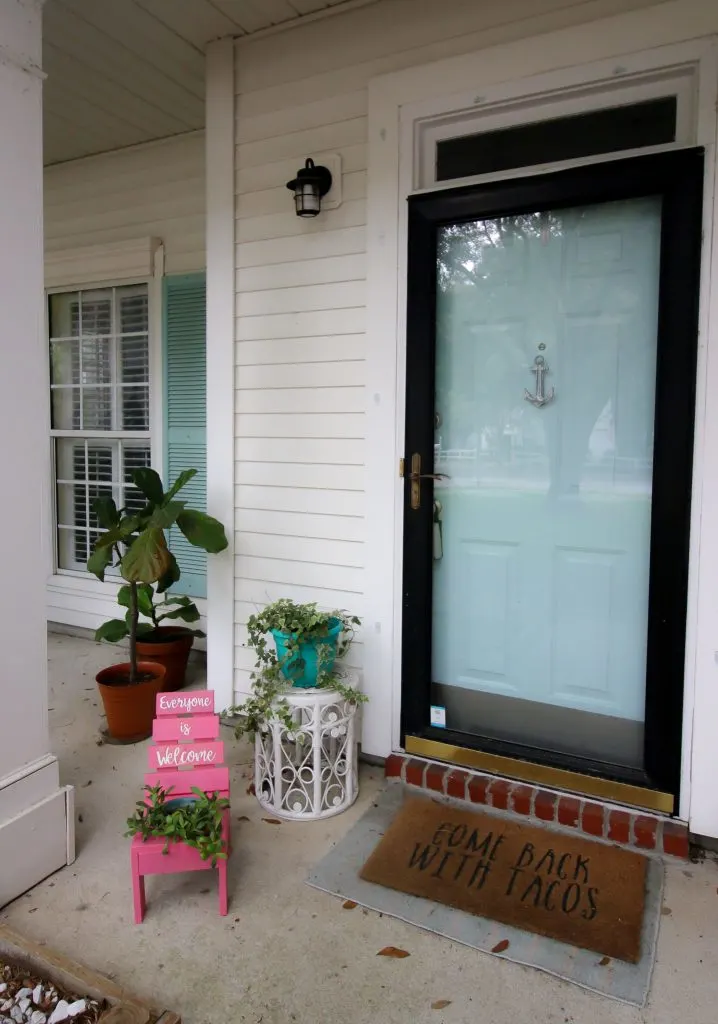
[235,484,364,515]
[236,436,364,463]
[237,226,365,268]
[237,253,366,291]
[237,280,364,316]
[233,0,659,702]
[237,360,364,388]
[238,388,365,414]
[236,413,364,438]
[44,133,206,276]
[236,335,365,365]
[239,308,365,340]
[235,509,365,542]
[236,461,363,489]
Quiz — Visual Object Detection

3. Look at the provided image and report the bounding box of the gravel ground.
[0,962,104,1024]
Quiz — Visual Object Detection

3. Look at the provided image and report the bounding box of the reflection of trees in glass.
[436,214,562,463]
[437,213,563,290]
[434,201,660,493]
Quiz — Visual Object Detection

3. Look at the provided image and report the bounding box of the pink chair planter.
[131,690,231,923]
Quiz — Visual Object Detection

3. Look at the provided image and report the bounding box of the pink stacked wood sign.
[131,690,231,923]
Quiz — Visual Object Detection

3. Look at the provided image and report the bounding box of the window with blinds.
[49,284,151,572]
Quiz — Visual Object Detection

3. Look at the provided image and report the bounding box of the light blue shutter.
[163,273,207,598]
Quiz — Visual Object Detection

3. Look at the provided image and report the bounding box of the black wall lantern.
[286,158,333,217]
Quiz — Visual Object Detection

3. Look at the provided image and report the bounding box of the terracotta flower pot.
[96,661,166,741]
[136,627,195,691]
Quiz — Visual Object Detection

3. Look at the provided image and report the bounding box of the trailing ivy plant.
[246,599,359,683]
[88,467,227,684]
[227,599,367,740]
[125,784,229,866]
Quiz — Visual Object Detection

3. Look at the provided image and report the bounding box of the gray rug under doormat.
[307,785,663,1006]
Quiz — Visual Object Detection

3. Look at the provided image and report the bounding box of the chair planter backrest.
[145,690,229,799]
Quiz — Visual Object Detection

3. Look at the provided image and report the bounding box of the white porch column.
[205,37,236,714]
[0,0,74,907]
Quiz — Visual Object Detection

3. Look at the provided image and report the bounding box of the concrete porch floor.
[2,635,718,1024]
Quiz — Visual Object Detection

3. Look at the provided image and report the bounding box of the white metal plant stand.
[254,674,360,820]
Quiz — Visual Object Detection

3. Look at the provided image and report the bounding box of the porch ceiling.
[42,0,371,166]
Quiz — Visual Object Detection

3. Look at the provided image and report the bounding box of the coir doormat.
[360,796,646,963]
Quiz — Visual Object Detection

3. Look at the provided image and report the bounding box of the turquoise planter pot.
[163,796,199,813]
[271,618,342,688]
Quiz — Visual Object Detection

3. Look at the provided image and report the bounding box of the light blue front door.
[431,198,662,765]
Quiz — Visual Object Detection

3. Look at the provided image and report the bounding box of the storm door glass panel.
[431,197,661,769]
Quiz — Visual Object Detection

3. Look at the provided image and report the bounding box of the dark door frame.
[401,148,704,800]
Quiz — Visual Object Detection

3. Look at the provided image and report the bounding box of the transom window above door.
[416,66,697,188]
[49,284,151,572]
[435,97,677,182]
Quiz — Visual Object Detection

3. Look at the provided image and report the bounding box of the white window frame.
[363,22,718,833]
[48,277,156,580]
[50,282,151,577]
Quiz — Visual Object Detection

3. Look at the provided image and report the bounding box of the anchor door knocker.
[524,354,555,408]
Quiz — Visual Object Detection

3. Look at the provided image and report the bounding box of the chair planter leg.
[132,862,146,924]
[222,809,231,856]
[218,860,228,916]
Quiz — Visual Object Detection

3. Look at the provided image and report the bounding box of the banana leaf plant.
[88,467,228,684]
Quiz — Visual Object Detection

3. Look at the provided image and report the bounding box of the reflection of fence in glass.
[434,443,653,495]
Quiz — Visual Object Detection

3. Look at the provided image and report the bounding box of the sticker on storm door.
[430,705,447,728]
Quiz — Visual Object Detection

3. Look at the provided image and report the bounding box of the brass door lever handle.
[409,453,449,509]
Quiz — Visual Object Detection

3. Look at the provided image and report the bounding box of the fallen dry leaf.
[661,906,673,916]
[262,818,281,825]
[236,815,250,822]
[377,946,410,959]
[342,900,358,910]
[246,782,256,796]
[598,956,611,967]
[431,1000,452,1010]
[491,939,510,954]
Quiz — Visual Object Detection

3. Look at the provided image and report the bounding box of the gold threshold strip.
[405,736,674,814]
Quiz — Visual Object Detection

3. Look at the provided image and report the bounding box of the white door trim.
[365,9,718,831]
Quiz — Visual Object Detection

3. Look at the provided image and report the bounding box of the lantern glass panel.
[296,181,321,216]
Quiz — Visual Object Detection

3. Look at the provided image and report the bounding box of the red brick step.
[384,753,689,859]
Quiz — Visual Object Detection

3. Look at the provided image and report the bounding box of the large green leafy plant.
[88,467,227,684]
[125,784,229,866]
